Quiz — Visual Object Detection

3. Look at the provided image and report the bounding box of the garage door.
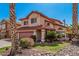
[19,31,33,38]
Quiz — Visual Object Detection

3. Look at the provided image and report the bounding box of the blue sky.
[0,3,78,25]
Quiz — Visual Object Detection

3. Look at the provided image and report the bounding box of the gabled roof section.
[20,11,63,24]
[20,18,28,21]
[50,18,63,24]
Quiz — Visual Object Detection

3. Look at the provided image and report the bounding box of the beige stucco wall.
[21,20,28,26]
[49,23,54,28]
[21,13,66,32]
[21,13,54,28]
[53,24,65,31]
[28,13,45,26]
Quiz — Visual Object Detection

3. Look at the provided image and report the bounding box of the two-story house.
[17,11,66,42]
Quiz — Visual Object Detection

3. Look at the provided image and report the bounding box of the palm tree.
[72,3,78,35]
[8,3,18,56]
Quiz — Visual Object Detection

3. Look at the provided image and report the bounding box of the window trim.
[31,18,37,24]
[24,21,28,25]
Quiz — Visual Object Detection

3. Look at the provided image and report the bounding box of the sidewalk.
[0,39,11,48]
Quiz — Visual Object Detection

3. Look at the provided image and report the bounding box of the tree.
[45,31,57,43]
[8,3,18,56]
[69,24,79,30]
[72,3,78,35]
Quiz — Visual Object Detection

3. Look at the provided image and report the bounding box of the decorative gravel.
[16,48,55,56]
[55,44,79,56]
[16,44,79,56]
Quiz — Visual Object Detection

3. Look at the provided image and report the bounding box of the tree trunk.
[8,3,18,56]
[72,3,78,34]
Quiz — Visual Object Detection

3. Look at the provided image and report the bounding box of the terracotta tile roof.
[17,30,33,33]
[17,25,55,31]
[17,25,42,30]
[49,18,63,24]
[20,11,63,24]
[16,23,21,26]
[20,18,28,21]
[53,23,67,28]
[6,20,21,26]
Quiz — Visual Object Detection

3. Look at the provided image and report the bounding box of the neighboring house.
[0,19,21,39]
[17,11,66,42]
[0,20,8,38]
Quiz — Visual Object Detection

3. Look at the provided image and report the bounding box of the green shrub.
[57,34,65,38]
[20,38,34,49]
[45,31,57,43]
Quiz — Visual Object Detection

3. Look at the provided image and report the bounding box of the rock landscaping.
[55,44,79,56]
[1,39,79,56]
[16,42,79,56]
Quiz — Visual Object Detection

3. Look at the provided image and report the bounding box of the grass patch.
[0,46,11,54]
[34,42,69,53]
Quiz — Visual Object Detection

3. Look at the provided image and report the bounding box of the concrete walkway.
[0,39,11,48]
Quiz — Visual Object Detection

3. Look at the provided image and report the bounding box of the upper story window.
[24,21,28,25]
[2,24,6,29]
[47,23,50,26]
[45,20,50,26]
[31,18,37,24]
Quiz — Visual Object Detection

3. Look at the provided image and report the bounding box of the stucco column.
[41,29,45,43]
[17,32,19,39]
[33,30,37,42]
[64,28,66,39]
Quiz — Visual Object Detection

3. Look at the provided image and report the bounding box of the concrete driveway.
[0,39,11,48]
